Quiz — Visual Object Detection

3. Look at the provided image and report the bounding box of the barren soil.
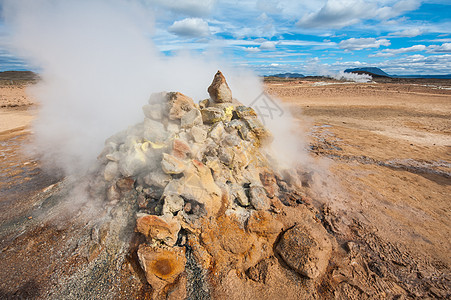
[0,77,450,298]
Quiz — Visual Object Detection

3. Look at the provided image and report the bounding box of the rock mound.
[92,71,334,298]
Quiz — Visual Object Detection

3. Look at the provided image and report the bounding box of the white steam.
[328,70,372,83]
[2,0,267,175]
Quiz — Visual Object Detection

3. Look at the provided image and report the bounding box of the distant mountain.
[0,70,40,81]
[344,67,390,77]
[266,73,305,78]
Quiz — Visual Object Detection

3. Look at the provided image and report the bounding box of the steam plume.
[3,0,309,175]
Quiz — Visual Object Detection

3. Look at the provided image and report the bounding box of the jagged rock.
[119,143,157,177]
[137,245,186,292]
[211,103,234,122]
[143,171,172,188]
[163,160,222,216]
[190,126,207,143]
[167,92,196,120]
[246,210,283,237]
[143,118,168,143]
[181,108,202,128]
[161,153,186,174]
[107,183,120,202]
[275,222,332,279]
[201,107,225,124]
[136,214,181,246]
[209,122,225,142]
[163,194,185,215]
[116,177,135,191]
[235,106,257,119]
[104,161,119,181]
[249,186,271,210]
[199,98,210,109]
[244,118,273,145]
[260,171,279,198]
[230,184,249,206]
[171,139,191,160]
[208,70,232,103]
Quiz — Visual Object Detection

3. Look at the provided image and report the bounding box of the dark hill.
[267,73,305,78]
[345,67,390,77]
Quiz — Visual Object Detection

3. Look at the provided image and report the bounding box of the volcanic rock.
[235,106,257,119]
[161,153,186,174]
[181,108,202,128]
[136,214,181,246]
[275,222,332,279]
[137,244,186,292]
[171,139,191,160]
[201,107,226,124]
[208,70,232,103]
[166,92,196,120]
[249,185,271,210]
[190,126,207,143]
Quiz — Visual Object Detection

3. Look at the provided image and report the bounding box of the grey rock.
[249,186,270,210]
[181,108,203,128]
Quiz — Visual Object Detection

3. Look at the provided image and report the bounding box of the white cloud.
[339,38,390,51]
[168,18,210,38]
[390,28,423,37]
[427,43,451,53]
[147,0,215,17]
[260,41,276,50]
[370,44,427,57]
[296,0,421,29]
[245,47,260,52]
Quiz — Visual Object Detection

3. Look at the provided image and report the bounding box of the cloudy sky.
[1,0,451,75]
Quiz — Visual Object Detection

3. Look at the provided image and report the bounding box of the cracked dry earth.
[0,77,450,299]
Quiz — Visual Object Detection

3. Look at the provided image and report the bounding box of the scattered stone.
[208,70,232,103]
[275,222,332,279]
[181,108,202,128]
[230,184,249,206]
[137,245,186,292]
[249,186,271,210]
[161,153,186,174]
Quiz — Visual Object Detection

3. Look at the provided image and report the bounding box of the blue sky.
[1,0,451,75]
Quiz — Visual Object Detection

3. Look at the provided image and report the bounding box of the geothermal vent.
[92,71,333,298]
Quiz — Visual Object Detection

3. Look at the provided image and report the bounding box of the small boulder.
[167,92,196,120]
[207,70,232,103]
[249,186,271,210]
[235,106,257,119]
[181,108,202,128]
[275,222,332,279]
[136,214,181,246]
[171,139,191,160]
[163,193,185,215]
[201,107,225,124]
[190,126,207,143]
[161,153,186,175]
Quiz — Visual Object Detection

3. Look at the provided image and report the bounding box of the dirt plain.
[0,75,450,298]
